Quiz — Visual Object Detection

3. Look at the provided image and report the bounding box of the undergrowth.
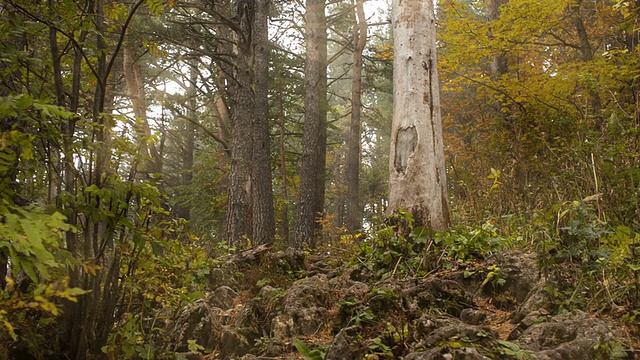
[325,203,640,337]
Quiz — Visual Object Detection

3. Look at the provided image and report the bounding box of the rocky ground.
[165,246,639,359]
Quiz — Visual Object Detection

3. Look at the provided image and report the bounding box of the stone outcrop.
[165,249,635,360]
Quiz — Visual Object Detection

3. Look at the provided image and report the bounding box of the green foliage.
[435,220,509,263]
[367,337,393,357]
[494,339,532,359]
[339,295,375,327]
[0,203,86,358]
[144,0,166,15]
[101,216,211,359]
[536,200,640,316]
[479,264,506,290]
[187,339,204,355]
[593,339,631,360]
[353,211,514,281]
[0,203,75,282]
[293,338,327,360]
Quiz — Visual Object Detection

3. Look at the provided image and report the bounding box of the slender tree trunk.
[389,0,450,231]
[123,44,161,175]
[629,1,640,125]
[48,0,65,108]
[59,29,83,360]
[252,0,276,245]
[177,58,198,220]
[223,0,255,247]
[345,0,367,232]
[213,70,233,153]
[312,0,328,238]
[278,94,290,242]
[47,0,64,207]
[294,0,327,248]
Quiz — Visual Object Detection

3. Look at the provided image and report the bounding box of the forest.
[1,0,639,359]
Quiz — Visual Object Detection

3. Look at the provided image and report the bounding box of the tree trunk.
[278,93,290,242]
[176,58,198,220]
[294,0,327,249]
[223,0,255,247]
[251,0,276,245]
[345,0,367,233]
[486,0,509,78]
[389,0,450,231]
[570,0,603,129]
[123,44,161,175]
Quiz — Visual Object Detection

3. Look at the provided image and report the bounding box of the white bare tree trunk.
[389,0,450,230]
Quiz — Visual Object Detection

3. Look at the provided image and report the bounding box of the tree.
[486,0,509,78]
[223,0,256,246]
[345,0,367,232]
[123,43,162,176]
[388,0,450,230]
[252,0,276,245]
[294,0,328,248]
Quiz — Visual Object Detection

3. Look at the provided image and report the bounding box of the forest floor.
[167,240,640,360]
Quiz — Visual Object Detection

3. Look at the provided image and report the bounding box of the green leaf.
[0,96,18,117]
[293,338,325,360]
[136,344,155,359]
[14,94,33,109]
[187,339,204,354]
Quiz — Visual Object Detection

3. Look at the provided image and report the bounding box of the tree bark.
[123,44,161,175]
[485,0,509,78]
[176,57,198,220]
[345,0,367,232]
[223,0,255,247]
[294,0,327,249]
[278,93,290,242]
[389,0,450,231]
[252,0,276,245]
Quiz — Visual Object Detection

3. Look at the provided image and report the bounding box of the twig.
[391,256,403,278]
[591,152,603,220]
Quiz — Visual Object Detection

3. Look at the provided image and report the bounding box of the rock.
[225,243,272,267]
[165,295,225,352]
[236,285,285,336]
[411,314,440,341]
[267,248,306,273]
[209,266,236,289]
[517,310,619,360]
[511,280,549,324]
[209,285,238,310]
[508,309,549,340]
[367,285,400,315]
[410,315,500,358]
[220,327,251,358]
[276,274,332,337]
[460,308,486,325]
[271,315,294,339]
[325,326,364,360]
[404,346,491,360]
[402,278,474,317]
[283,305,329,336]
[481,251,539,309]
[418,323,499,349]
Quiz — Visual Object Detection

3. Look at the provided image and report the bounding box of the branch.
[105,0,146,87]
[546,31,581,50]
[7,0,101,83]
[178,114,231,157]
[451,70,527,114]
